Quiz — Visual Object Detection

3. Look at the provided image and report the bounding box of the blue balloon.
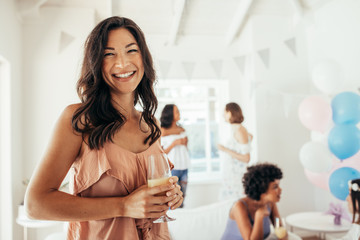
[328,125,360,160]
[329,167,360,200]
[332,91,360,125]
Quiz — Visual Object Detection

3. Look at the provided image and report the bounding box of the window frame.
[155,79,229,181]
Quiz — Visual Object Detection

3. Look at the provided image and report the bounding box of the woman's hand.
[255,204,270,219]
[173,138,187,146]
[122,176,183,218]
[217,144,226,152]
[166,176,184,210]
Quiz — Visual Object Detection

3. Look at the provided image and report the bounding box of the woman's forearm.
[25,189,124,221]
[223,147,250,163]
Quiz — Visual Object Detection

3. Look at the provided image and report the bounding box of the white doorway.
[0,55,13,240]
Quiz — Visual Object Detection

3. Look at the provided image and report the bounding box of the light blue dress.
[221,200,271,240]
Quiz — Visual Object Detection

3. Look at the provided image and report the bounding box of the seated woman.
[221,163,287,240]
[334,179,360,239]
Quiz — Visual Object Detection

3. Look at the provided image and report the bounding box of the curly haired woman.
[221,163,287,240]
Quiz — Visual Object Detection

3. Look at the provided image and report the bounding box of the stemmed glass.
[147,153,176,223]
[274,217,287,239]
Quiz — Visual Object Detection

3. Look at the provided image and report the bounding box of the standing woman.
[160,104,190,208]
[25,16,183,240]
[218,102,253,200]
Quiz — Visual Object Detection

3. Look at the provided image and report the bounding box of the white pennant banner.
[257,48,270,68]
[284,37,297,56]
[210,59,223,79]
[234,56,246,75]
[158,60,172,79]
[182,61,196,80]
[58,31,75,53]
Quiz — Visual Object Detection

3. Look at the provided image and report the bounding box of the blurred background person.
[160,104,190,208]
[218,102,253,200]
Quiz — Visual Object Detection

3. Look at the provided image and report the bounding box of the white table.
[286,211,352,239]
[16,205,61,240]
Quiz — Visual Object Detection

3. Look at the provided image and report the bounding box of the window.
[155,80,229,180]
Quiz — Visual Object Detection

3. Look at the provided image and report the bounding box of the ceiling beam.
[168,0,186,45]
[18,0,50,18]
[225,0,254,46]
[289,0,304,18]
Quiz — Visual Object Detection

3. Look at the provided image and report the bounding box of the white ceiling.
[16,0,331,45]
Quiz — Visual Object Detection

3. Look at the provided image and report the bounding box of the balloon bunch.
[298,60,360,201]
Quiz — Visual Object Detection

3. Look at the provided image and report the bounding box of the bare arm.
[25,105,182,221]
[217,144,250,163]
[218,126,251,163]
[233,201,267,240]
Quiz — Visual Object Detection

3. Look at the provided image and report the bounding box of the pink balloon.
[304,169,329,190]
[331,152,360,173]
[304,152,360,190]
[298,96,332,133]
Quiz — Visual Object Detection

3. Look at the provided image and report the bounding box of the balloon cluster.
[298,60,360,201]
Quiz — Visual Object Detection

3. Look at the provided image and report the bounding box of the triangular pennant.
[182,61,196,80]
[234,56,246,74]
[257,48,270,68]
[158,60,172,79]
[210,59,223,79]
[58,31,75,53]
[282,93,293,118]
[284,37,297,56]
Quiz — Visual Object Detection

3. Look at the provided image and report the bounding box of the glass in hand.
[147,153,176,223]
[274,217,287,239]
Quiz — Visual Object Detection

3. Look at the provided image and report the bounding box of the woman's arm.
[232,201,267,240]
[218,125,251,163]
[25,105,182,221]
[217,144,250,163]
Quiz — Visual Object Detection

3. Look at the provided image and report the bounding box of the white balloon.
[310,131,327,144]
[299,141,333,173]
[311,60,343,94]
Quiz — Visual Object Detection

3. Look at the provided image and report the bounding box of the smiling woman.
[24,16,183,240]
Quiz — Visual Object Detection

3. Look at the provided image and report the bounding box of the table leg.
[24,226,27,240]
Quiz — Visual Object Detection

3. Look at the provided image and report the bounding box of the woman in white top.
[334,179,360,239]
[160,104,190,208]
[218,102,253,200]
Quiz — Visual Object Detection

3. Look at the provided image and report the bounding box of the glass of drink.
[147,153,175,223]
[274,217,287,239]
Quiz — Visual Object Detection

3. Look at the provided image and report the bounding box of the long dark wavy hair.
[243,163,283,201]
[225,102,244,124]
[72,16,161,149]
[160,104,175,129]
[349,178,360,223]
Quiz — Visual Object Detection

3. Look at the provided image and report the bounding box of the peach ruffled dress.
[67,140,170,240]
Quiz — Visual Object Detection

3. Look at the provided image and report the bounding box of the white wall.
[0,0,23,239]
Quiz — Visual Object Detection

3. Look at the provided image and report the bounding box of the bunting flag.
[158,60,172,79]
[257,48,270,68]
[284,37,297,56]
[182,61,196,80]
[58,31,75,53]
[210,59,223,79]
[234,56,246,75]
[282,93,293,118]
